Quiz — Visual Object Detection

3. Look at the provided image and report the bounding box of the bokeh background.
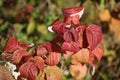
[0,0,120,80]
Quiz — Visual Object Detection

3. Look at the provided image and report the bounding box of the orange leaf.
[70,63,87,80]
[99,9,111,21]
[71,48,89,64]
[109,18,120,41]
[89,42,104,66]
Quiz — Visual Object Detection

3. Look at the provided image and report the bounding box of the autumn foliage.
[2,6,104,80]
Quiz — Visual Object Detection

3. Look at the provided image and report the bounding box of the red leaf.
[64,31,72,43]
[33,56,44,72]
[19,43,34,50]
[76,25,85,48]
[69,28,78,42]
[88,42,104,67]
[86,25,102,50]
[19,62,38,80]
[92,42,104,62]
[52,44,61,53]
[51,35,63,43]
[64,14,72,24]
[43,42,52,52]
[62,6,84,14]
[21,55,33,63]
[63,28,78,42]
[49,18,66,34]
[61,42,79,52]
[63,7,84,24]
[36,44,48,56]
[12,49,28,64]
[3,37,18,53]
[72,15,80,24]
[45,52,61,66]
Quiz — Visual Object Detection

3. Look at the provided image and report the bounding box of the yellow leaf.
[44,66,62,80]
[36,71,45,80]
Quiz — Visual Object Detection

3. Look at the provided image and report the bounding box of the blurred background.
[0,0,120,80]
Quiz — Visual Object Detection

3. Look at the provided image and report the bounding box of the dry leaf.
[0,64,16,80]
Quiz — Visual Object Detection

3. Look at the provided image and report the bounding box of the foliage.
[0,0,120,80]
[0,6,104,80]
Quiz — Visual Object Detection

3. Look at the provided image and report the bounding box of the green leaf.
[31,11,39,19]
[37,24,47,35]
[0,21,9,32]
[27,19,36,35]
[0,0,3,6]
[64,57,72,66]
